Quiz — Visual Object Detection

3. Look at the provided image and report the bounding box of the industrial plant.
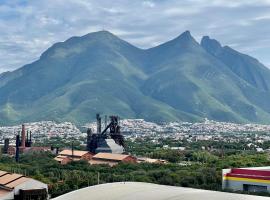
[54,114,137,166]
[3,113,270,199]
[86,114,125,154]
[3,124,51,162]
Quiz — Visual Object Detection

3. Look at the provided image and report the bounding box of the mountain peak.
[3,30,270,125]
[201,36,222,55]
[162,30,199,48]
[175,30,195,41]
[83,30,118,40]
[180,30,192,37]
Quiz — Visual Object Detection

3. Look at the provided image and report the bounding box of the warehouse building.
[223,166,270,193]
[52,182,269,200]
[89,153,137,166]
[0,170,48,200]
[54,149,93,164]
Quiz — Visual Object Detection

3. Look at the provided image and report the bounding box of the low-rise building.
[54,149,93,164]
[137,157,167,164]
[54,155,72,165]
[223,167,270,193]
[0,170,48,200]
[89,153,137,166]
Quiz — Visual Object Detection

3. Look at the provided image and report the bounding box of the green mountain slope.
[1,30,270,125]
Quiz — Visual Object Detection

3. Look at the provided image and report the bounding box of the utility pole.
[71,141,74,161]
[97,172,100,185]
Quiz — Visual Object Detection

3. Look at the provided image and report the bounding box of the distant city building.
[223,167,270,193]
[170,147,186,151]
[0,170,48,200]
[137,157,168,164]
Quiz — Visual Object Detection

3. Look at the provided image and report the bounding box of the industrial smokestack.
[96,114,101,134]
[26,131,29,147]
[86,128,92,151]
[3,138,9,154]
[30,131,32,146]
[105,115,107,129]
[15,135,20,162]
[21,124,26,148]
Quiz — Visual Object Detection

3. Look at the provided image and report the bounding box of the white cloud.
[0,0,270,72]
[142,1,155,8]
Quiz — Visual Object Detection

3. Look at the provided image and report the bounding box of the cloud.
[0,0,270,73]
[142,1,155,8]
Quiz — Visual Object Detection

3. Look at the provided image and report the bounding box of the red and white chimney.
[21,124,26,148]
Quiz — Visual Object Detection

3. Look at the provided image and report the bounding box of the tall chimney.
[3,138,9,154]
[15,135,20,162]
[21,124,26,148]
[96,114,101,134]
[26,131,29,147]
[29,131,32,147]
[105,115,107,128]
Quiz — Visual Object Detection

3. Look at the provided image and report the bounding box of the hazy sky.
[0,0,270,73]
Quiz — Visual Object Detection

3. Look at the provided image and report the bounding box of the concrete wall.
[224,179,270,192]
[0,192,14,200]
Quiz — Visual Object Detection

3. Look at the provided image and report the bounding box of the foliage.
[1,149,270,197]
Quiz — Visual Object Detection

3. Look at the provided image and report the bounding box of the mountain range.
[1,30,270,125]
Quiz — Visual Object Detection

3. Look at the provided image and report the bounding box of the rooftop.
[0,173,23,185]
[59,149,90,157]
[0,171,8,177]
[92,153,130,161]
[0,170,48,198]
[52,182,269,200]
[5,177,29,188]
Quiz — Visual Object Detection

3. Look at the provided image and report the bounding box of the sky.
[0,0,270,73]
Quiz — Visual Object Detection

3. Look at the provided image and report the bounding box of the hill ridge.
[1,30,270,125]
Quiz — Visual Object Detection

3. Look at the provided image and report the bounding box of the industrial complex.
[5,124,51,161]
[3,113,270,199]
[86,114,125,154]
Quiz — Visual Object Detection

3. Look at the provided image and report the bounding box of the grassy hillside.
[1,30,270,125]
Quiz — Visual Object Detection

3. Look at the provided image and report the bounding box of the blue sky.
[0,0,270,72]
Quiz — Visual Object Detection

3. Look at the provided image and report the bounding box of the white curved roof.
[53,182,269,200]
